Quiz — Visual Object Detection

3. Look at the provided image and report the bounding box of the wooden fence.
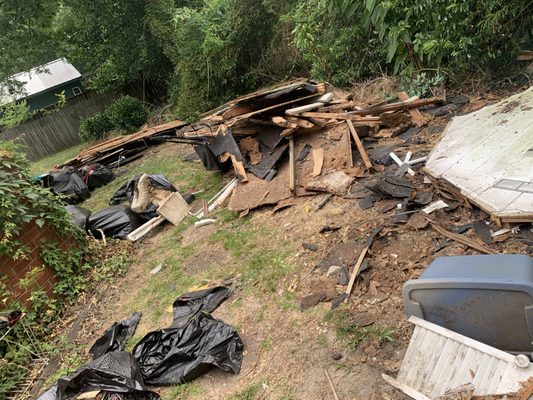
[0,91,117,161]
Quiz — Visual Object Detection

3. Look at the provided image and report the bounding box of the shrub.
[78,96,148,141]
[106,95,149,133]
[79,112,114,141]
[0,100,31,128]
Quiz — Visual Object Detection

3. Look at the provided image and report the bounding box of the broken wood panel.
[425,87,533,222]
[346,120,372,172]
[297,112,382,123]
[311,148,324,177]
[397,91,431,127]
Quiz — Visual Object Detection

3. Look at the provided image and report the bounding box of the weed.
[228,381,264,400]
[168,382,202,397]
[260,336,273,351]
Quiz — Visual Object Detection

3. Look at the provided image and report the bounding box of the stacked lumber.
[63,119,188,168]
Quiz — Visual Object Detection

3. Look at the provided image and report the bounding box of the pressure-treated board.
[383,316,533,399]
[425,88,533,223]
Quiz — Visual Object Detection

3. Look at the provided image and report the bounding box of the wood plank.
[311,148,324,177]
[289,136,295,192]
[297,112,382,123]
[397,91,431,127]
[350,97,443,116]
[382,374,432,400]
[346,120,373,172]
[430,223,498,254]
[517,50,533,61]
[127,215,166,242]
[230,153,248,182]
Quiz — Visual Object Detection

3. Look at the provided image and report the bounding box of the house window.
[72,86,82,95]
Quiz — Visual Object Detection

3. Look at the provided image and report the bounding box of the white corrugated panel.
[383,316,533,399]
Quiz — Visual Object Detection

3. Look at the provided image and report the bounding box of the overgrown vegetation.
[1,0,530,120]
[79,95,148,141]
[0,142,129,395]
[0,101,31,129]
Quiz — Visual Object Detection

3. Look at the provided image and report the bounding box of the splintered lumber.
[350,97,443,116]
[397,91,431,127]
[311,148,324,177]
[230,153,248,182]
[298,112,383,123]
[345,226,382,302]
[431,223,498,255]
[280,127,298,138]
[285,93,333,115]
[285,116,315,129]
[289,136,296,191]
[346,120,373,172]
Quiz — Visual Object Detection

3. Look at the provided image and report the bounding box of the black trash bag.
[109,174,176,206]
[132,286,243,385]
[43,168,90,204]
[38,351,160,400]
[90,312,142,359]
[65,205,92,230]
[87,205,145,240]
[171,286,233,328]
[79,163,115,190]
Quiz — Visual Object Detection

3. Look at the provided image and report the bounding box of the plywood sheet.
[425,88,533,222]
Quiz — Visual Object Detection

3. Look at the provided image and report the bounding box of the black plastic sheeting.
[132,286,244,385]
[90,312,142,359]
[79,163,115,190]
[109,174,176,206]
[43,169,90,204]
[65,205,92,230]
[193,144,230,172]
[87,205,145,240]
[38,352,160,400]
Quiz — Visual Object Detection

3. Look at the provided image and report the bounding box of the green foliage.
[106,96,149,133]
[0,142,83,259]
[0,101,32,128]
[78,96,148,141]
[79,112,114,141]
[55,90,67,108]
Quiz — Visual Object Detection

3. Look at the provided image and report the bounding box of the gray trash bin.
[403,254,533,354]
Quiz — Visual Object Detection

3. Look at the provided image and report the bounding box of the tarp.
[38,352,159,400]
[90,312,142,359]
[132,286,244,385]
[78,163,115,190]
[87,205,145,240]
[109,174,176,206]
[64,205,92,230]
[43,168,90,204]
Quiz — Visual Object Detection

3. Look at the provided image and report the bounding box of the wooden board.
[425,87,533,223]
[384,316,533,398]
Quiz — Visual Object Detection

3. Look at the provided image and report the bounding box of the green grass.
[323,309,396,350]
[167,382,203,398]
[31,142,88,174]
[228,382,264,400]
[80,146,222,213]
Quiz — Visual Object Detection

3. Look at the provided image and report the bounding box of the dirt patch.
[181,223,218,247]
[183,242,230,275]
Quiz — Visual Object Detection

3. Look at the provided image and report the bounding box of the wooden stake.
[289,136,295,192]
[345,227,382,302]
[324,369,340,400]
[202,199,209,217]
[346,120,372,172]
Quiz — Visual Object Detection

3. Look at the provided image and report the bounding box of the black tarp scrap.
[38,352,160,400]
[90,312,142,359]
[43,168,90,204]
[132,286,244,385]
[64,205,92,230]
[87,205,145,240]
[79,163,115,190]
